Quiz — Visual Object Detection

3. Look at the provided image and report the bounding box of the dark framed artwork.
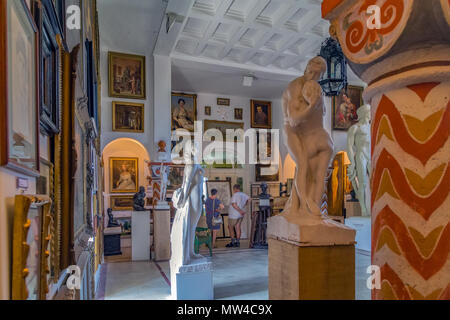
[33,0,63,135]
[108,51,146,99]
[251,100,272,129]
[171,92,197,132]
[112,101,144,133]
[203,120,244,142]
[109,157,139,193]
[255,164,279,182]
[234,108,243,120]
[110,195,134,211]
[217,98,230,106]
[332,85,364,130]
[167,165,185,192]
[204,106,211,116]
[0,0,40,177]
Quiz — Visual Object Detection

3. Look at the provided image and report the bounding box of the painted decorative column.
[322,0,450,300]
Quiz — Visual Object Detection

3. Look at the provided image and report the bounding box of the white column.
[153,55,172,148]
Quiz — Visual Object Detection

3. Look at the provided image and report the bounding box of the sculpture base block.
[345,201,362,218]
[170,260,213,300]
[132,210,150,261]
[345,217,371,252]
[267,213,356,246]
[153,208,171,261]
[268,238,355,300]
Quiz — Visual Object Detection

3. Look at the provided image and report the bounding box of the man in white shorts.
[226,184,250,248]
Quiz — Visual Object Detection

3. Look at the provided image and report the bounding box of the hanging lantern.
[318,37,347,96]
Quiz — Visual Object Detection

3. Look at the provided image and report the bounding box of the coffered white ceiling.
[156,0,328,76]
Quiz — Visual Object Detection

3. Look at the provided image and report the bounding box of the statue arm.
[286,80,322,126]
[347,125,357,180]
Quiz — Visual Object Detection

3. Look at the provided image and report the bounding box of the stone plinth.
[345,201,362,218]
[131,210,150,261]
[170,259,214,300]
[345,217,371,253]
[153,208,171,261]
[267,213,356,300]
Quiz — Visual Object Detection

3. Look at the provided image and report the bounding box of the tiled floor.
[100,248,371,300]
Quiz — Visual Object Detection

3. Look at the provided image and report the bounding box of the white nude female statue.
[281,56,334,218]
[347,104,371,216]
[170,145,205,267]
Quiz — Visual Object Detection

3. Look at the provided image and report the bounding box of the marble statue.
[267,56,355,245]
[281,56,333,218]
[133,186,147,211]
[159,164,169,203]
[347,104,371,216]
[170,144,205,267]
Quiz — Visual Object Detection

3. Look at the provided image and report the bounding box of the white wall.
[98,0,161,160]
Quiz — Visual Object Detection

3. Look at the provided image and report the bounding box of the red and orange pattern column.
[323,0,450,299]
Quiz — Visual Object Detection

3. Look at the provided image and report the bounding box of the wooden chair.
[194,227,212,256]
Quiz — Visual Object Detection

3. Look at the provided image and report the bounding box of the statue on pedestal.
[170,143,205,267]
[347,104,371,216]
[281,56,333,218]
[133,186,147,211]
[107,208,119,227]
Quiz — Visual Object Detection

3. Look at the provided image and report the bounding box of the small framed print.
[332,85,364,131]
[108,51,146,99]
[217,98,230,106]
[234,108,243,120]
[110,195,134,211]
[204,106,211,116]
[112,101,144,133]
[0,0,40,177]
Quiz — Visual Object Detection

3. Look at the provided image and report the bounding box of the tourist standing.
[226,184,250,248]
[205,189,224,248]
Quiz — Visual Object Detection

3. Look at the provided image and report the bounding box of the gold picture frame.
[110,195,134,211]
[171,92,197,132]
[12,195,52,300]
[251,100,272,129]
[108,51,146,99]
[109,157,139,193]
[112,101,144,133]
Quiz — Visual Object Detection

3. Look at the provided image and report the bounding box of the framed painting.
[251,100,272,129]
[255,164,279,182]
[110,195,134,211]
[203,120,244,142]
[167,165,185,192]
[0,0,40,177]
[206,180,232,208]
[171,92,197,132]
[332,85,364,130]
[108,51,146,99]
[109,157,139,193]
[112,101,144,133]
[234,108,243,120]
[217,98,230,106]
[204,106,211,116]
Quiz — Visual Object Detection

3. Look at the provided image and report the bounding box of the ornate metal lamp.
[318,37,347,96]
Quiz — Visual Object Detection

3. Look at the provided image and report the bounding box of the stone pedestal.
[170,260,214,300]
[153,207,171,261]
[345,217,371,253]
[131,210,150,261]
[267,214,356,300]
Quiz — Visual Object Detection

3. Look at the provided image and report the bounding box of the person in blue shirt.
[205,189,224,248]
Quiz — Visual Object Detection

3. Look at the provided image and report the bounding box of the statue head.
[305,56,327,81]
[357,104,371,124]
[139,186,146,194]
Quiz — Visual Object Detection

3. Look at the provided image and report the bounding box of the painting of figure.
[110,158,138,193]
[251,100,272,129]
[333,86,363,130]
[109,52,146,99]
[112,102,144,133]
[171,93,197,132]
